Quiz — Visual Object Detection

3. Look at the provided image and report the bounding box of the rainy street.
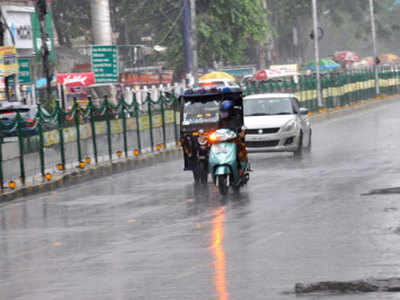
[2,98,400,300]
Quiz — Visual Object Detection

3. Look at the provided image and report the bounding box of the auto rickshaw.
[180,86,244,184]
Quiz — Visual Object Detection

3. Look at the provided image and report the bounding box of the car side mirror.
[299,108,308,115]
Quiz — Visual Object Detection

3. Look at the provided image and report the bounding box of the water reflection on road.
[211,207,228,300]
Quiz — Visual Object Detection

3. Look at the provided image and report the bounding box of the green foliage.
[52,0,270,75]
[196,0,270,67]
[51,0,400,74]
[51,0,91,46]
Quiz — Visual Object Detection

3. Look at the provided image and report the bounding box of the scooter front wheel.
[217,175,228,195]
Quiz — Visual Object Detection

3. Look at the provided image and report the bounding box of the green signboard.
[91,45,119,84]
[31,12,56,61]
[9,58,32,85]
[221,67,255,79]
[17,58,31,84]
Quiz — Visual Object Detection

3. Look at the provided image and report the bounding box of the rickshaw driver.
[219,100,248,175]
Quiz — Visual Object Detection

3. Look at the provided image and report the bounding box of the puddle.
[295,278,400,294]
[362,187,400,196]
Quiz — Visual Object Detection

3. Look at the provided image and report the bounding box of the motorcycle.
[208,129,249,195]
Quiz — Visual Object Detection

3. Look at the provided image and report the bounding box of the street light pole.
[190,0,198,86]
[369,0,380,95]
[311,0,322,108]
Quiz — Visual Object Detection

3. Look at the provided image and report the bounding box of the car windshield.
[182,100,220,125]
[244,97,294,116]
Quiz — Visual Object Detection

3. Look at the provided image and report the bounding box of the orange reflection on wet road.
[211,207,229,300]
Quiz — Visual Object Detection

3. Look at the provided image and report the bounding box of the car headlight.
[283,120,296,132]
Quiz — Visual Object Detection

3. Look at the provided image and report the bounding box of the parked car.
[0,105,39,138]
[243,93,312,157]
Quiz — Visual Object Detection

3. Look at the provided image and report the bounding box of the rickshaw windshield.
[182,100,220,125]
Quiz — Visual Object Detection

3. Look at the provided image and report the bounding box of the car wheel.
[294,131,303,158]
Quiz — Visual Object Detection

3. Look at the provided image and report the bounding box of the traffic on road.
[2,95,400,299]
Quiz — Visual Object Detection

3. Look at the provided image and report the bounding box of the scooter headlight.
[208,132,218,143]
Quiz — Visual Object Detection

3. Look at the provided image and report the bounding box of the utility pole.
[189,0,198,86]
[0,9,9,102]
[182,0,192,83]
[91,0,112,45]
[311,0,322,108]
[257,0,268,69]
[369,0,380,95]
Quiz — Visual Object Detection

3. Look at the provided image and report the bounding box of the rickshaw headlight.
[198,135,207,145]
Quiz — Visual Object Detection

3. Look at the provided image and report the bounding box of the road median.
[0,146,182,203]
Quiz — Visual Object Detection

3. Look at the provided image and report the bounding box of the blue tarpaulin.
[35,76,56,89]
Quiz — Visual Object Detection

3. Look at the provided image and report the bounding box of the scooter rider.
[219,100,238,130]
[236,126,249,175]
[219,100,248,174]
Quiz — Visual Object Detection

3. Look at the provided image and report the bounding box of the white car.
[243,93,312,156]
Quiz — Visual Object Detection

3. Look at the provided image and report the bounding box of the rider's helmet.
[220,100,234,119]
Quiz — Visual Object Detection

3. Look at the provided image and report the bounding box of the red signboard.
[120,72,174,85]
[56,72,95,87]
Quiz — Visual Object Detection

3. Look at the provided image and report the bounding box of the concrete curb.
[0,147,183,203]
[308,94,400,122]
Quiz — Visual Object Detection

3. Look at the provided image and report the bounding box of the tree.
[267,0,400,63]
[52,0,271,77]
[51,0,91,47]
[195,0,270,69]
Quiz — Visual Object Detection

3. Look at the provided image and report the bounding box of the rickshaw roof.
[182,86,242,101]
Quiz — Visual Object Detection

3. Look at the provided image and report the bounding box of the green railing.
[1,67,400,191]
[244,67,400,111]
[0,91,180,190]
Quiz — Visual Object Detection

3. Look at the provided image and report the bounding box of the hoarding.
[0,46,18,77]
[1,5,35,50]
[56,73,95,88]
[120,72,174,85]
[31,11,55,61]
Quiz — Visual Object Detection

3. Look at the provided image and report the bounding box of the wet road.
[3,99,400,299]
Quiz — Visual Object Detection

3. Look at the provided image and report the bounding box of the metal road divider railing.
[0,90,181,191]
[1,66,400,192]
[244,66,400,112]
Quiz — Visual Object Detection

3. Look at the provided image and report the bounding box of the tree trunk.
[35,0,52,105]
